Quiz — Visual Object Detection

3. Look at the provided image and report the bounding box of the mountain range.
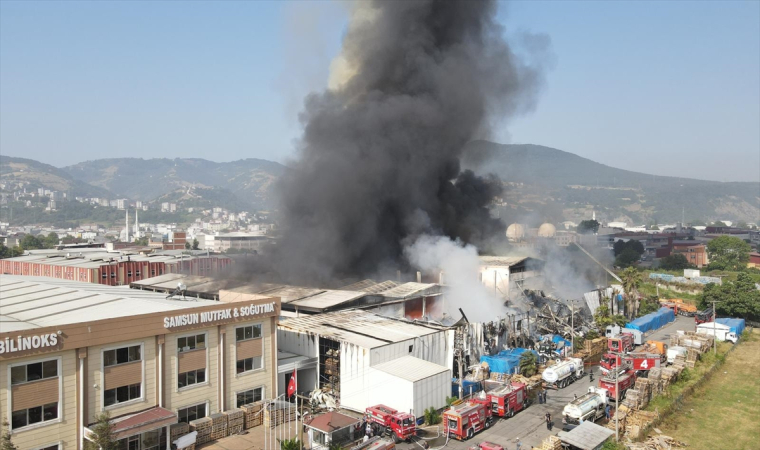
[2,142,757,224]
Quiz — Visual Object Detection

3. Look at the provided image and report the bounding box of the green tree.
[84,412,118,450]
[134,236,150,246]
[192,238,200,250]
[620,267,642,319]
[0,420,18,450]
[593,304,627,328]
[711,221,728,227]
[615,248,640,268]
[184,241,191,250]
[689,219,707,227]
[659,253,693,271]
[736,221,749,230]
[44,232,59,248]
[701,273,760,322]
[0,244,23,259]
[637,295,661,317]
[518,350,538,377]
[577,219,600,234]
[20,234,43,250]
[706,235,751,271]
[279,438,303,450]
[424,406,441,425]
[613,239,644,257]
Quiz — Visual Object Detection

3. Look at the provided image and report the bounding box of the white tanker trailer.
[541,357,584,389]
[562,387,609,430]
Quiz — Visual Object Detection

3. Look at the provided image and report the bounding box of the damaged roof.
[278,309,442,349]
[478,256,537,267]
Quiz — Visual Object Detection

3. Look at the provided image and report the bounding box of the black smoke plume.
[270,0,545,283]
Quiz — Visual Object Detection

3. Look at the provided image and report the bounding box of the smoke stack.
[396,270,401,282]
[416,271,422,283]
[135,209,139,240]
[439,271,445,285]
[125,209,129,243]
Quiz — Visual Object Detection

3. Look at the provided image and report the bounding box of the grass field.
[657,329,760,450]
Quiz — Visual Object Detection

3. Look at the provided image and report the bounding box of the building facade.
[0,276,280,450]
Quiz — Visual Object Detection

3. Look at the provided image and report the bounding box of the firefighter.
[545,412,553,430]
[589,370,595,382]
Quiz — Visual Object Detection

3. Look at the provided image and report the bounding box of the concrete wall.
[165,326,218,417]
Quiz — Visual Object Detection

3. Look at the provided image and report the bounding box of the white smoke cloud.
[403,234,508,323]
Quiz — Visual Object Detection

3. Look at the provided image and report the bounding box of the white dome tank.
[506,223,525,241]
[538,223,556,237]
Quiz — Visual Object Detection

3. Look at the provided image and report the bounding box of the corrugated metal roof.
[557,420,614,450]
[278,309,440,349]
[478,256,531,267]
[288,290,367,310]
[378,282,439,299]
[0,275,221,331]
[372,355,448,382]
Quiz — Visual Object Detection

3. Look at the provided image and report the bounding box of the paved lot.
[395,316,694,450]
[203,316,693,450]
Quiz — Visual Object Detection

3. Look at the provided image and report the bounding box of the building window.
[11,403,58,429]
[36,445,59,450]
[10,360,58,385]
[236,357,262,374]
[111,272,116,278]
[178,334,205,353]
[236,387,263,407]
[178,403,207,423]
[135,270,140,277]
[104,345,141,367]
[127,270,132,277]
[151,269,156,276]
[102,272,107,279]
[178,369,206,389]
[235,324,262,341]
[104,383,141,407]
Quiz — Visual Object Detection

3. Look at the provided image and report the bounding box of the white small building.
[277,310,452,416]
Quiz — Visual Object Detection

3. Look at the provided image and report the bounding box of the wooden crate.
[263,404,297,428]
[170,422,190,441]
[242,401,264,429]
[189,417,212,445]
[224,408,245,428]
[540,435,562,450]
[229,424,244,435]
[210,412,228,440]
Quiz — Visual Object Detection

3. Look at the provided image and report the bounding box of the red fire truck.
[365,405,416,443]
[598,370,637,402]
[607,333,635,353]
[443,401,493,440]
[472,382,528,418]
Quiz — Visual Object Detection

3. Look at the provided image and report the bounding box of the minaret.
[592,210,596,221]
[135,208,140,240]
[125,209,130,242]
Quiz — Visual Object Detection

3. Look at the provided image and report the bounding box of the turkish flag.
[287,369,297,397]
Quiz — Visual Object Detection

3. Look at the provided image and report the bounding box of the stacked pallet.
[647,369,663,395]
[242,401,264,429]
[264,403,297,428]
[624,410,659,440]
[511,373,543,389]
[622,389,642,410]
[539,435,562,450]
[170,423,190,442]
[585,337,607,354]
[225,408,244,435]
[209,412,228,440]
[489,372,511,382]
[189,417,212,445]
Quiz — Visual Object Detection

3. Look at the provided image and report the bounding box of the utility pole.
[571,301,575,356]
[615,366,619,442]
[712,300,718,355]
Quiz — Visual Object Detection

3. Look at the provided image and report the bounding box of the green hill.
[0,155,113,198]
[63,157,285,209]
[462,141,759,224]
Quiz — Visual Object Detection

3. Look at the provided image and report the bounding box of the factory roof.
[478,256,535,267]
[340,279,399,294]
[306,411,360,434]
[288,290,368,311]
[0,275,220,332]
[557,420,614,450]
[278,309,441,349]
[377,282,440,299]
[372,355,449,382]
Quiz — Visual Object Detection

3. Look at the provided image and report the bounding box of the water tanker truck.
[562,387,609,430]
[542,357,584,389]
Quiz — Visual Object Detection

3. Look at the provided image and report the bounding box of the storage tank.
[562,387,608,423]
[506,224,525,242]
[542,357,583,387]
[537,223,556,237]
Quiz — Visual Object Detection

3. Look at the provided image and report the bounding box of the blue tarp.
[480,348,538,374]
[451,379,482,397]
[551,335,572,351]
[626,307,676,333]
[716,318,745,336]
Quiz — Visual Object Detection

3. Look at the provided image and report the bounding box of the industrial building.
[277,310,451,417]
[131,274,445,320]
[0,275,280,450]
[0,250,232,286]
[478,256,544,300]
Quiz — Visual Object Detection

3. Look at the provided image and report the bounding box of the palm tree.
[280,438,303,450]
[620,267,642,320]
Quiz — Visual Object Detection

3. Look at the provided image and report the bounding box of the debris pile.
[539,435,562,450]
[625,434,688,449]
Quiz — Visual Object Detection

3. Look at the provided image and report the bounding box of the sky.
[1,1,758,182]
